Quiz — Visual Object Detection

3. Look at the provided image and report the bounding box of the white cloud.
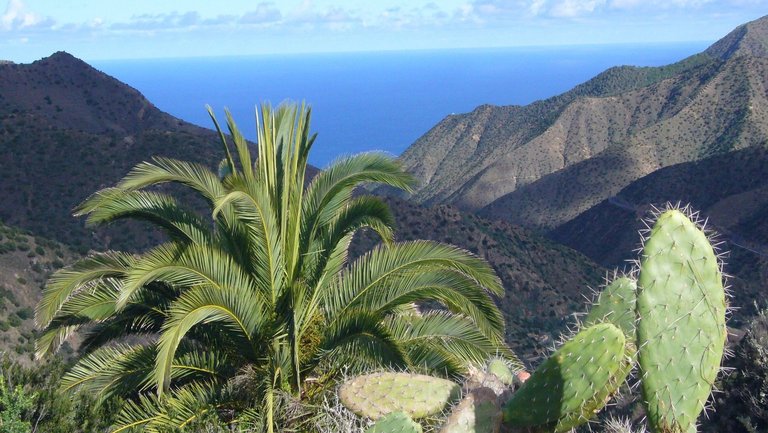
[1,0,53,31]
[239,3,282,25]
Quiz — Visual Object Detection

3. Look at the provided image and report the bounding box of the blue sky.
[1,0,765,62]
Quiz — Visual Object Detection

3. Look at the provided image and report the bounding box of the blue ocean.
[94,43,710,167]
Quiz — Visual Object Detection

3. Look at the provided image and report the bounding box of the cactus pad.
[486,358,515,387]
[637,209,726,433]
[339,372,461,420]
[440,387,501,433]
[502,323,629,433]
[366,411,423,433]
[584,275,637,339]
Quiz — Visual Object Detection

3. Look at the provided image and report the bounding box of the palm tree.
[36,102,519,432]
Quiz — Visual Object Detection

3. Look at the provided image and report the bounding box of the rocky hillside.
[0,51,225,252]
[400,15,768,231]
[0,221,80,361]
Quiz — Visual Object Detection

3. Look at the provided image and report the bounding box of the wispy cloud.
[1,0,53,31]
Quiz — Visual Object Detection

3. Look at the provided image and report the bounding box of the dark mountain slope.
[549,146,768,325]
[0,52,226,252]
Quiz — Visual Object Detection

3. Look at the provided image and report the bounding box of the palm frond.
[111,383,228,432]
[358,270,506,345]
[386,311,510,374]
[119,243,261,310]
[325,240,504,321]
[214,187,284,303]
[76,188,211,244]
[154,284,270,393]
[36,278,122,357]
[60,344,157,398]
[37,251,135,329]
[318,311,408,373]
[115,157,225,204]
[301,153,413,248]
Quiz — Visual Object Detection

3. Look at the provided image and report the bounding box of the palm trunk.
[266,390,274,433]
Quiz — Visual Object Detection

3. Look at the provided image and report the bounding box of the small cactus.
[339,372,461,420]
[502,323,631,432]
[366,411,423,433]
[485,358,515,387]
[636,208,727,433]
[440,387,501,433]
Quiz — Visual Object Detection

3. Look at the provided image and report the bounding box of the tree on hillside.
[35,102,518,432]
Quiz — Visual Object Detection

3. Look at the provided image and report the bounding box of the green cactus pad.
[637,209,727,433]
[339,372,461,420]
[366,411,423,433]
[502,323,629,433]
[584,276,637,339]
[486,358,515,387]
[440,387,501,433]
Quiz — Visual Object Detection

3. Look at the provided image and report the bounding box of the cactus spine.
[636,209,727,433]
[366,411,423,433]
[503,323,630,432]
[338,372,461,420]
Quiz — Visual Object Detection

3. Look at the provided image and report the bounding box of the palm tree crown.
[36,102,518,432]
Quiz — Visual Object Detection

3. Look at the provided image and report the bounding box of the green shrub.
[35,246,45,256]
[706,309,768,432]
[7,314,20,328]
[0,376,34,433]
[15,308,32,321]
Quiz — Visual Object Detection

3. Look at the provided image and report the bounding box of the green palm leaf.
[117,157,224,204]
[75,188,211,244]
[37,251,134,329]
[154,283,270,393]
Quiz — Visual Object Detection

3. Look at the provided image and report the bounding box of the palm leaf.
[325,240,504,320]
[119,243,261,310]
[76,188,211,244]
[154,284,270,393]
[37,251,135,329]
[116,157,224,204]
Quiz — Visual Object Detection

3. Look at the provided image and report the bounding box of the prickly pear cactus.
[339,372,461,420]
[637,208,727,433]
[584,275,637,339]
[486,358,515,387]
[502,323,630,433]
[366,411,423,433]
[440,387,501,433]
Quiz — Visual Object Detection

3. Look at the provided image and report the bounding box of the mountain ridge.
[399,15,768,222]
